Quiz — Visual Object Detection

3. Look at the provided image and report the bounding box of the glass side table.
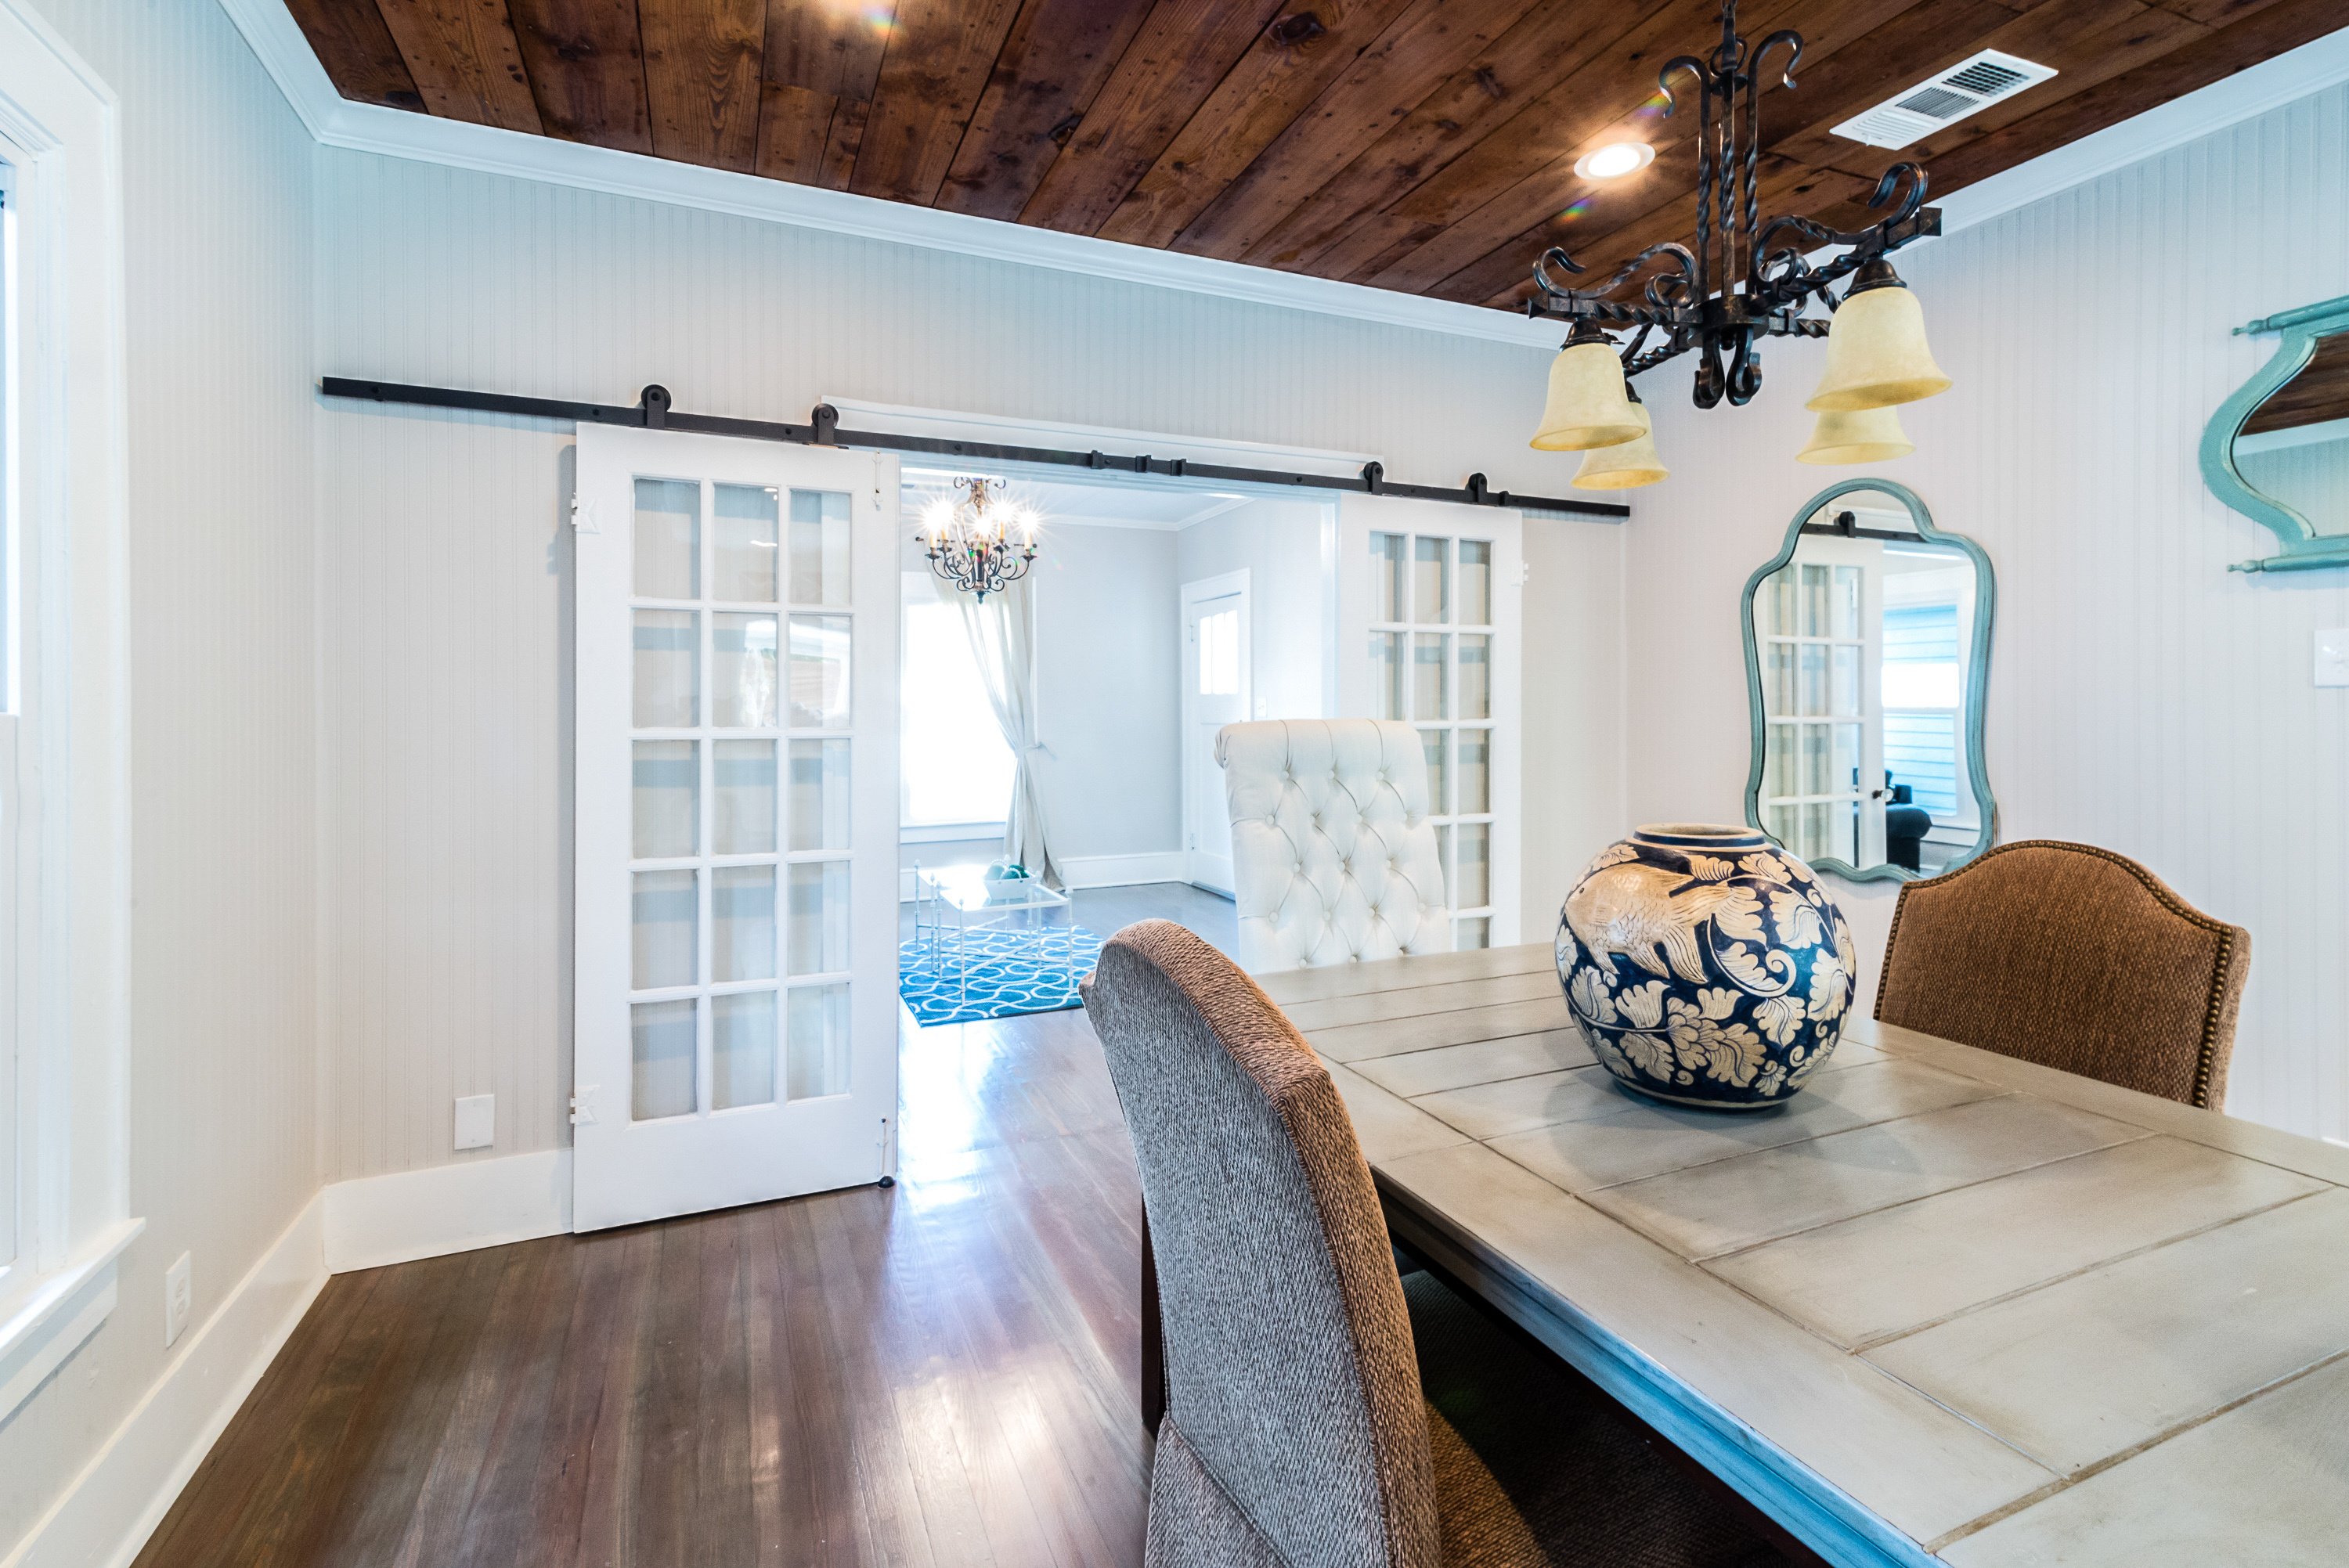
[910,864,1078,1011]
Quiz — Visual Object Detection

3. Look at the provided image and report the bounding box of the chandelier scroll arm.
[1750,27,1802,90]
[1529,242,1698,326]
[1654,54,1710,121]
[1748,162,1937,313]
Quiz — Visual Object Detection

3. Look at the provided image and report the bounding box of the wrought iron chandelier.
[917,476,1041,601]
[1527,0,1953,488]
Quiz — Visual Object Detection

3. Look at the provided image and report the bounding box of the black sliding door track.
[319,379,1629,521]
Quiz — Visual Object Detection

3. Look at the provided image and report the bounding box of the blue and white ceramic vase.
[1556,824,1856,1110]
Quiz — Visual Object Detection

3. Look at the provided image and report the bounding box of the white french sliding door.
[1336,497,1523,949]
[573,427,900,1232]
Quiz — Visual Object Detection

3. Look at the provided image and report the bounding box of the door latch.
[570,1083,600,1126]
[569,496,601,534]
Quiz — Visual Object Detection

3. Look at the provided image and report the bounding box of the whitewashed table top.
[1257,944,2349,1567]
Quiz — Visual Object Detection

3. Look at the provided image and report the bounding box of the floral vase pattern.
[1556,824,1856,1110]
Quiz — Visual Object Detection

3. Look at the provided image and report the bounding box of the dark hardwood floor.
[135,1004,1150,1566]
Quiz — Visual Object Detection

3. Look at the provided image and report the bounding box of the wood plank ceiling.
[287,0,2345,315]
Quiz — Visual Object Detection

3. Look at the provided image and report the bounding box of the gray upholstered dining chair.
[1875,839,2250,1109]
[1084,919,1792,1568]
[1218,719,1452,971]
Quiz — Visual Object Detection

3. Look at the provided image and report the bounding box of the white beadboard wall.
[1628,84,2349,1140]
[0,0,319,1549]
[312,149,1622,1181]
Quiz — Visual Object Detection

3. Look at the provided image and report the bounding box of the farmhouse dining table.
[1227,942,2349,1567]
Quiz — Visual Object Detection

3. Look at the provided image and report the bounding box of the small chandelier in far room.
[918,476,1041,601]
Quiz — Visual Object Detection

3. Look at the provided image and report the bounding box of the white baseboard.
[1059,852,1189,890]
[5,1195,328,1568]
[322,1148,572,1274]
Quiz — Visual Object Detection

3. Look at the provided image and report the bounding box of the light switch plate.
[454,1093,495,1151]
[164,1253,192,1347]
[2317,629,2349,688]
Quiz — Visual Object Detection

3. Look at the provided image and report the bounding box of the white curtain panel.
[956,576,1061,889]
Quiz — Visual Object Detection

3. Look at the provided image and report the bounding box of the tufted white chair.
[1217,719,1452,972]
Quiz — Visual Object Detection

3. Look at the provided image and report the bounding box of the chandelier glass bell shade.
[1572,400,1669,489]
[1531,333,1646,451]
[1806,267,1951,413]
[1797,404,1914,466]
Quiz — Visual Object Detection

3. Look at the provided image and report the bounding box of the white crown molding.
[216,0,2349,347]
[1932,23,2349,233]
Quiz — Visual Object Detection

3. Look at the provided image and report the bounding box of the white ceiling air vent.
[1832,50,2059,150]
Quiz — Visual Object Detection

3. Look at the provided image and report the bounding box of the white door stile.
[573,426,900,1233]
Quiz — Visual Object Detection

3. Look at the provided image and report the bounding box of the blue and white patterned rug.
[898,925,1106,1027]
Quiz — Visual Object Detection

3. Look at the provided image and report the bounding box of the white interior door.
[1181,571,1250,896]
[1756,535,1885,868]
[1334,498,1523,950]
[573,426,900,1232]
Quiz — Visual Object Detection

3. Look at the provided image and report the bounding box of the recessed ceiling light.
[1574,142,1654,180]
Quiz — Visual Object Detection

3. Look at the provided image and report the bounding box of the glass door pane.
[1458,540,1491,625]
[788,740,851,851]
[632,870,698,989]
[1413,537,1450,623]
[788,860,851,975]
[713,741,777,853]
[633,479,699,599]
[713,990,778,1109]
[1372,632,1403,719]
[789,490,853,607]
[788,984,852,1100]
[713,483,779,602]
[714,612,779,727]
[633,741,698,858]
[1371,533,1405,622]
[631,999,698,1120]
[713,866,777,982]
[788,615,853,727]
[1412,633,1449,719]
[634,611,699,726]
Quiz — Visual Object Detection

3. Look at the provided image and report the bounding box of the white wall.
[1033,524,1181,860]
[0,0,318,1550]
[1176,496,1332,721]
[1521,516,1629,937]
[312,147,1576,1181]
[1625,82,2349,1140]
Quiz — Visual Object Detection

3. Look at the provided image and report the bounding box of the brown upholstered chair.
[1875,840,2250,1108]
[1083,920,1790,1568]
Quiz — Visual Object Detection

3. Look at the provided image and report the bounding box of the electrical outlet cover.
[164,1253,193,1347]
[454,1093,496,1151]
[2315,629,2349,688]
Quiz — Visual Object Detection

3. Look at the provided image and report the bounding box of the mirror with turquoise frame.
[2201,294,2349,574]
[1741,480,1997,882]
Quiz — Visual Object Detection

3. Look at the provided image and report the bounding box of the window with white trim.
[0,18,141,1415]
[898,571,1014,834]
